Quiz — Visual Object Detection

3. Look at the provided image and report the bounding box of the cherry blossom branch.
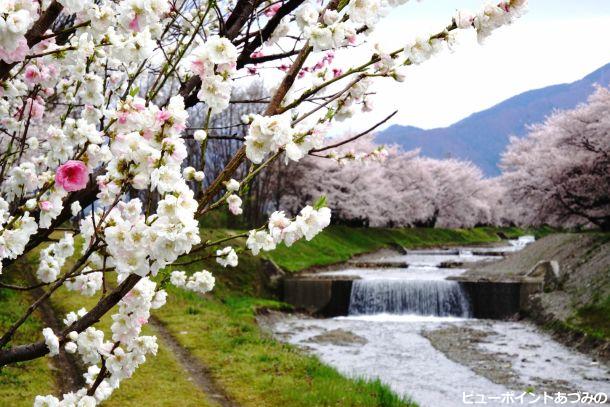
[235,0,305,68]
[0,243,98,349]
[0,1,64,80]
[0,268,114,291]
[0,274,141,366]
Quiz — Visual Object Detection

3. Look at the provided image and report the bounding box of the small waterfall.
[510,235,535,249]
[459,249,473,257]
[348,279,472,317]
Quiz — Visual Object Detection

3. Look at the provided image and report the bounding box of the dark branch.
[310,110,398,153]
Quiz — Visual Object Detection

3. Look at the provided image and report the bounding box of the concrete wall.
[283,278,353,317]
[460,281,543,319]
[460,282,518,319]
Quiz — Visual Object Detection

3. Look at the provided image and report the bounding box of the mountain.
[376,63,610,176]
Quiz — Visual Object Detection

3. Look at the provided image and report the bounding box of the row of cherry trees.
[281,137,506,228]
[282,86,609,230]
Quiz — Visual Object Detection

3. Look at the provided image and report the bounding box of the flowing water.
[348,279,472,317]
[267,238,610,406]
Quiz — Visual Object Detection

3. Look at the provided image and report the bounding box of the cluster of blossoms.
[216,246,238,267]
[333,77,377,122]
[327,144,390,164]
[296,2,357,52]
[405,0,528,65]
[244,114,324,164]
[64,267,103,296]
[0,0,37,63]
[36,233,75,283]
[189,36,238,114]
[224,179,242,215]
[21,58,203,407]
[471,0,528,43]
[246,205,331,255]
[170,269,215,294]
[0,198,37,275]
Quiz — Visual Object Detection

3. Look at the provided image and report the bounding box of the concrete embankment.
[459,233,610,361]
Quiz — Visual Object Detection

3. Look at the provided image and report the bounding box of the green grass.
[0,278,56,404]
[264,225,536,272]
[154,289,414,407]
[568,295,610,341]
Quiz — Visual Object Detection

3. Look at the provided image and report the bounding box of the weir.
[282,238,539,319]
[283,277,537,319]
[348,279,471,317]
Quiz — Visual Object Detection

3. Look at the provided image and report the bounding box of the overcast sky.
[335,0,610,132]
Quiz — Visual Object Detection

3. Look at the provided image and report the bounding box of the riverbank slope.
[461,232,610,361]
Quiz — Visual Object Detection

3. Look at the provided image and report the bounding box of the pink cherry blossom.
[118,111,129,124]
[0,37,28,64]
[191,59,207,77]
[39,201,52,211]
[129,14,141,31]
[24,65,42,85]
[19,97,45,121]
[55,160,89,192]
[156,109,171,123]
[264,3,282,17]
[313,60,325,71]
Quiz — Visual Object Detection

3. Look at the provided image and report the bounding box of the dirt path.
[149,317,240,407]
[28,265,239,405]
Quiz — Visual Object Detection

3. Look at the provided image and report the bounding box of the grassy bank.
[559,294,610,342]
[154,290,413,406]
[572,295,610,340]
[0,277,56,404]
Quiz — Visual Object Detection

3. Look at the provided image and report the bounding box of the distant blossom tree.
[500,86,610,230]
[0,0,527,403]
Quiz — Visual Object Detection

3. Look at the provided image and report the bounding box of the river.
[264,238,610,406]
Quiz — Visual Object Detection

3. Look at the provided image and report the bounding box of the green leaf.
[313,196,327,210]
[337,0,350,11]
[129,86,140,97]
